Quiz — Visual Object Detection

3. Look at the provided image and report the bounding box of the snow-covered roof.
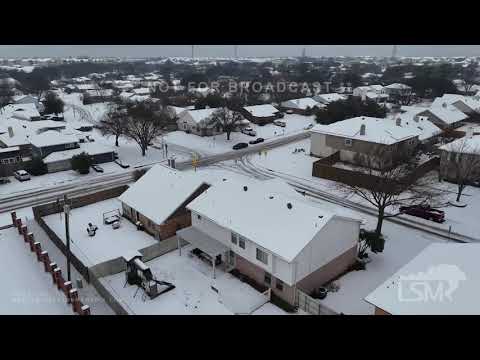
[183,108,220,124]
[311,116,420,145]
[389,113,442,141]
[439,135,480,154]
[169,106,188,116]
[281,97,321,110]
[432,94,480,113]
[43,142,113,163]
[187,178,359,263]
[132,88,151,95]
[0,146,20,153]
[85,89,113,97]
[314,93,347,104]
[1,103,40,120]
[385,83,411,90]
[243,104,279,118]
[30,130,78,148]
[365,243,480,315]
[365,92,389,100]
[119,164,208,226]
[422,105,469,125]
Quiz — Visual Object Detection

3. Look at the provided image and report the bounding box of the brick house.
[310,116,421,169]
[181,178,362,306]
[118,164,210,241]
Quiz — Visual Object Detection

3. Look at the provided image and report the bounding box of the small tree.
[440,138,480,202]
[98,104,127,147]
[26,158,48,176]
[315,97,386,125]
[461,62,479,94]
[124,103,170,156]
[337,146,445,241]
[71,152,92,174]
[43,91,64,115]
[208,108,244,141]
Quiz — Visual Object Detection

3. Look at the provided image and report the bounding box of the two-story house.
[180,178,362,306]
[310,116,421,169]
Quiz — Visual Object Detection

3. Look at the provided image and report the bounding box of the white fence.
[295,289,337,315]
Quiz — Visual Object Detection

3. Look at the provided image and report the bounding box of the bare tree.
[461,62,479,94]
[208,107,244,141]
[440,137,480,202]
[97,104,127,147]
[124,102,170,156]
[337,146,445,238]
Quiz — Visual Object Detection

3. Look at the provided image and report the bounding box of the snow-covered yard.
[100,243,287,315]
[0,226,72,315]
[164,114,315,156]
[43,198,157,267]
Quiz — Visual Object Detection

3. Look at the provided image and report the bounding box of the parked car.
[285,110,294,114]
[241,127,257,137]
[91,164,104,173]
[232,142,248,150]
[304,123,314,130]
[114,159,130,169]
[274,120,286,127]
[0,177,10,184]
[14,170,31,182]
[249,138,265,145]
[399,204,445,223]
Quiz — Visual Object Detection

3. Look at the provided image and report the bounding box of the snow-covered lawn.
[43,198,157,267]
[100,244,287,315]
[0,226,72,315]
[164,114,315,156]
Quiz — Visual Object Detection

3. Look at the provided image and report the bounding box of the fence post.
[34,242,42,261]
[15,218,22,234]
[11,211,16,226]
[28,233,35,251]
[64,282,73,303]
[41,251,50,272]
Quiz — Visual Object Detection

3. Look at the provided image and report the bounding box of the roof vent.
[269,196,274,199]
[222,178,227,181]
[318,215,323,219]
[442,102,447,108]
[360,124,366,135]
[287,202,293,210]
[243,186,248,191]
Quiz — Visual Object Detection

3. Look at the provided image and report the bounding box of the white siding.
[310,132,335,157]
[293,217,359,283]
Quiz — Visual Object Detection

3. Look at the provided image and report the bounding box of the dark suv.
[399,205,445,223]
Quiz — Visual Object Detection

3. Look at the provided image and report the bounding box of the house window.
[264,272,271,285]
[231,232,237,245]
[276,279,284,291]
[239,236,245,249]
[256,248,268,265]
[344,138,352,147]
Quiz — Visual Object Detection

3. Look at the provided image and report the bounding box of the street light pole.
[64,194,71,282]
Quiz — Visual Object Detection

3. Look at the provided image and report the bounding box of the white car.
[241,127,257,137]
[304,123,314,130]
[14,170,31,182]
[274,120,286,127]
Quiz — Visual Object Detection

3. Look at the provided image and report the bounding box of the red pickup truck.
[400,205,445,223]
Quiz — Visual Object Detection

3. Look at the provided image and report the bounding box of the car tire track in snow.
[235,153,478,244]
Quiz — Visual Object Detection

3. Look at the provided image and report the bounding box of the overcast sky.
[0,45,479,58]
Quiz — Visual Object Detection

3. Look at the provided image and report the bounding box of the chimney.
[360,124,366,135]
[396,117,401,126]
[442,102,447,108]
[8,127,14,138]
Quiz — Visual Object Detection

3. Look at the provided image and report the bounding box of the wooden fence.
[312,155,440,193]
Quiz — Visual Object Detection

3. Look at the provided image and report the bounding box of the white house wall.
[293,217,359,283]
[191,211,290,282]
[310,132,335,157]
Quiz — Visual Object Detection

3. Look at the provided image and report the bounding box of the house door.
[227,250,236,267]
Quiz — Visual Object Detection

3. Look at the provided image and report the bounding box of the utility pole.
[63,194,71,282]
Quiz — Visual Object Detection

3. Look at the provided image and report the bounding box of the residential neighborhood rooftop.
[311,116,421,145]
